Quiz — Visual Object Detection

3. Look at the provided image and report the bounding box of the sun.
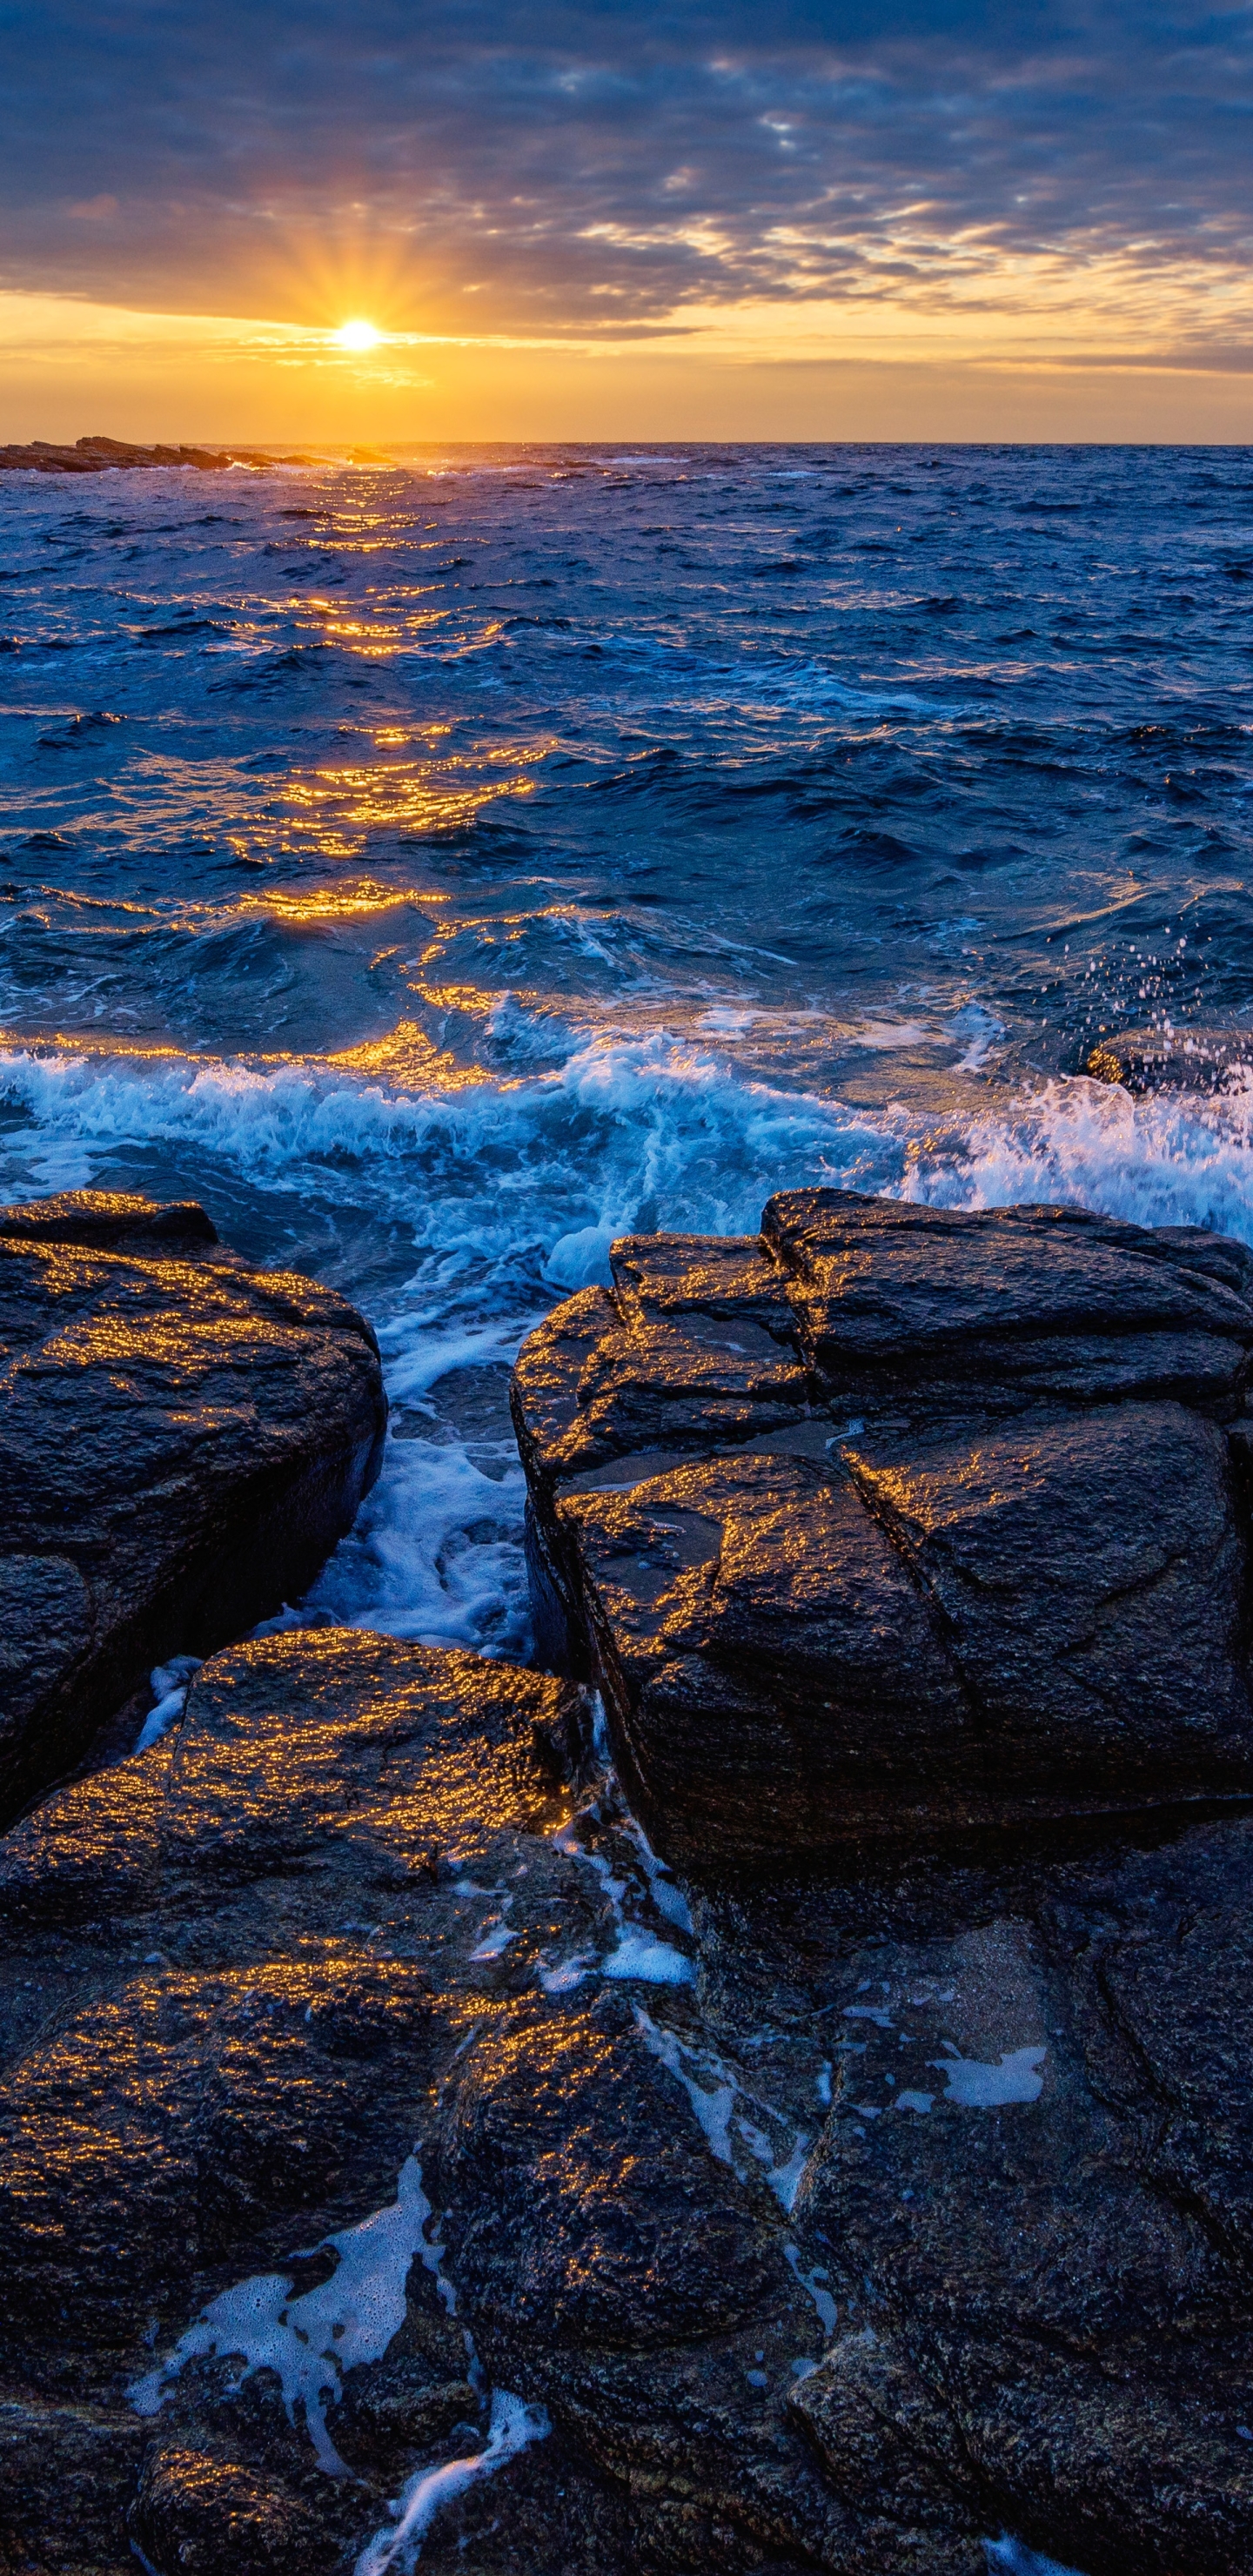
[334,319,383,352]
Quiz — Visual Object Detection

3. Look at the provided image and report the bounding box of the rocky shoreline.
[3,1186,1253,2575]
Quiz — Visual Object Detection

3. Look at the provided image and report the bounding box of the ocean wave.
[0,1030,902,1269]
[905,1072,1253,1246]
[8,1033,1253,1657]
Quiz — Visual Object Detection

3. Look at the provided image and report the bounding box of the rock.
[0,1627,983,2575]
[0,1190,385,1820]
[0,1191,219,1258]
[131,2449,325,2576]
[0,438,320,475]
[1084,1027,1253,1093]
[788,1820,1253,2575]
[5,1622,1253,2570]
[514,1191,1253,1865]
[761,1190,1253,1412]
[10,1187,1253,2576]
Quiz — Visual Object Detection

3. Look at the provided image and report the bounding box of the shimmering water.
[2,440,1251,1652]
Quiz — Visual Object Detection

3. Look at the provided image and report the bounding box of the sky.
[1,0,1250,441]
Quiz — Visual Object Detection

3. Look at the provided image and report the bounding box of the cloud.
[0,0,1250,357]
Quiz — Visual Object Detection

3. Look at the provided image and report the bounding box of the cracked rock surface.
[3,1629,1253,2572]
[514,1189,1253,1865]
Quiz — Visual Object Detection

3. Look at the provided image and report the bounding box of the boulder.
[3,1627,1253,2572]
[513,1192,1253,1866]
[0,1630,877,2576]
[0,1191,385,1819]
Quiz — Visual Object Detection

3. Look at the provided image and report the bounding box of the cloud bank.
[1,0,1250,364]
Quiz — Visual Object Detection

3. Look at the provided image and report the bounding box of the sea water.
[2,439,1251,1656]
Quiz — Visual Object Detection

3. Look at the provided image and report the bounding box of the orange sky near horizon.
[3,280,1253,447]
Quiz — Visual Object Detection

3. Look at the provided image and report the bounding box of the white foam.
[306,1397,533,1658]
[544,1222,615,1288]
[633,2007,814,2218]
[906,1073,1253,1246]
[930,2045,1046,2108]
[548,1791,695,1986]
[634,2008,737,2167]
[984,2539,1089,2576]
[620,1808,694,1935]
[354,2386,550,2576]
[602,1929,694,1983]
[783,2242,839,2338]
[134,1654,203,1753]
[11,1027,1253,1661]
[130,2154,444,2472]
[0,1029,888,1241]
[537,1951,594,1994]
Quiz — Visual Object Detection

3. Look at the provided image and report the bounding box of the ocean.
[2,440,1251,1660]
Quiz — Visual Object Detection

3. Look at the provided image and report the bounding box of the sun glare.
[334,319,382,351]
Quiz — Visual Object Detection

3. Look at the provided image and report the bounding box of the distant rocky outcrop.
[0,436,319,474]
[0,1191,385,1819]
[515,1191,1253,1868]
[0,436,389,475]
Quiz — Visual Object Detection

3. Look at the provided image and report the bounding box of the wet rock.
[4,1625,1253,2570]
[515,1192,1253,1864]
[0,1951,442,2378]
[559,1452,968,1870]
[0,1628,971,2575]
[1084,1026,1253,1094]
[434,1996,783,2346]
[761,1189,1253,1413]
[131,2449,324,2576]
[0,1191,219,1259]
[788,1819,1253,2575]
[0,1190,385,1818]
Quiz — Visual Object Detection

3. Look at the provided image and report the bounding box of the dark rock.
[0,1190,385,1819]
[1084,1026,1253,1094]
[13,1185,1253,2576]
[0,1951,441,2378]
[131,2449,324,2576]
[0,1628,981,2575]
[0,1191,219,1258]
[558,1452,968,1869]
[514,1191,1253,1864]
[4,1623,1253,2570]
[435,1994,784,2345]
[788,1821,1253,2574]
[0,438,322,475]
[761,1189,1253,1413]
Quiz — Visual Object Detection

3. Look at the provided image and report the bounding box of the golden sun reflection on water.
[0,1020,498,1095]
[238,877,425,922]
[325,1019,497,1089]
[228,735,546,869]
